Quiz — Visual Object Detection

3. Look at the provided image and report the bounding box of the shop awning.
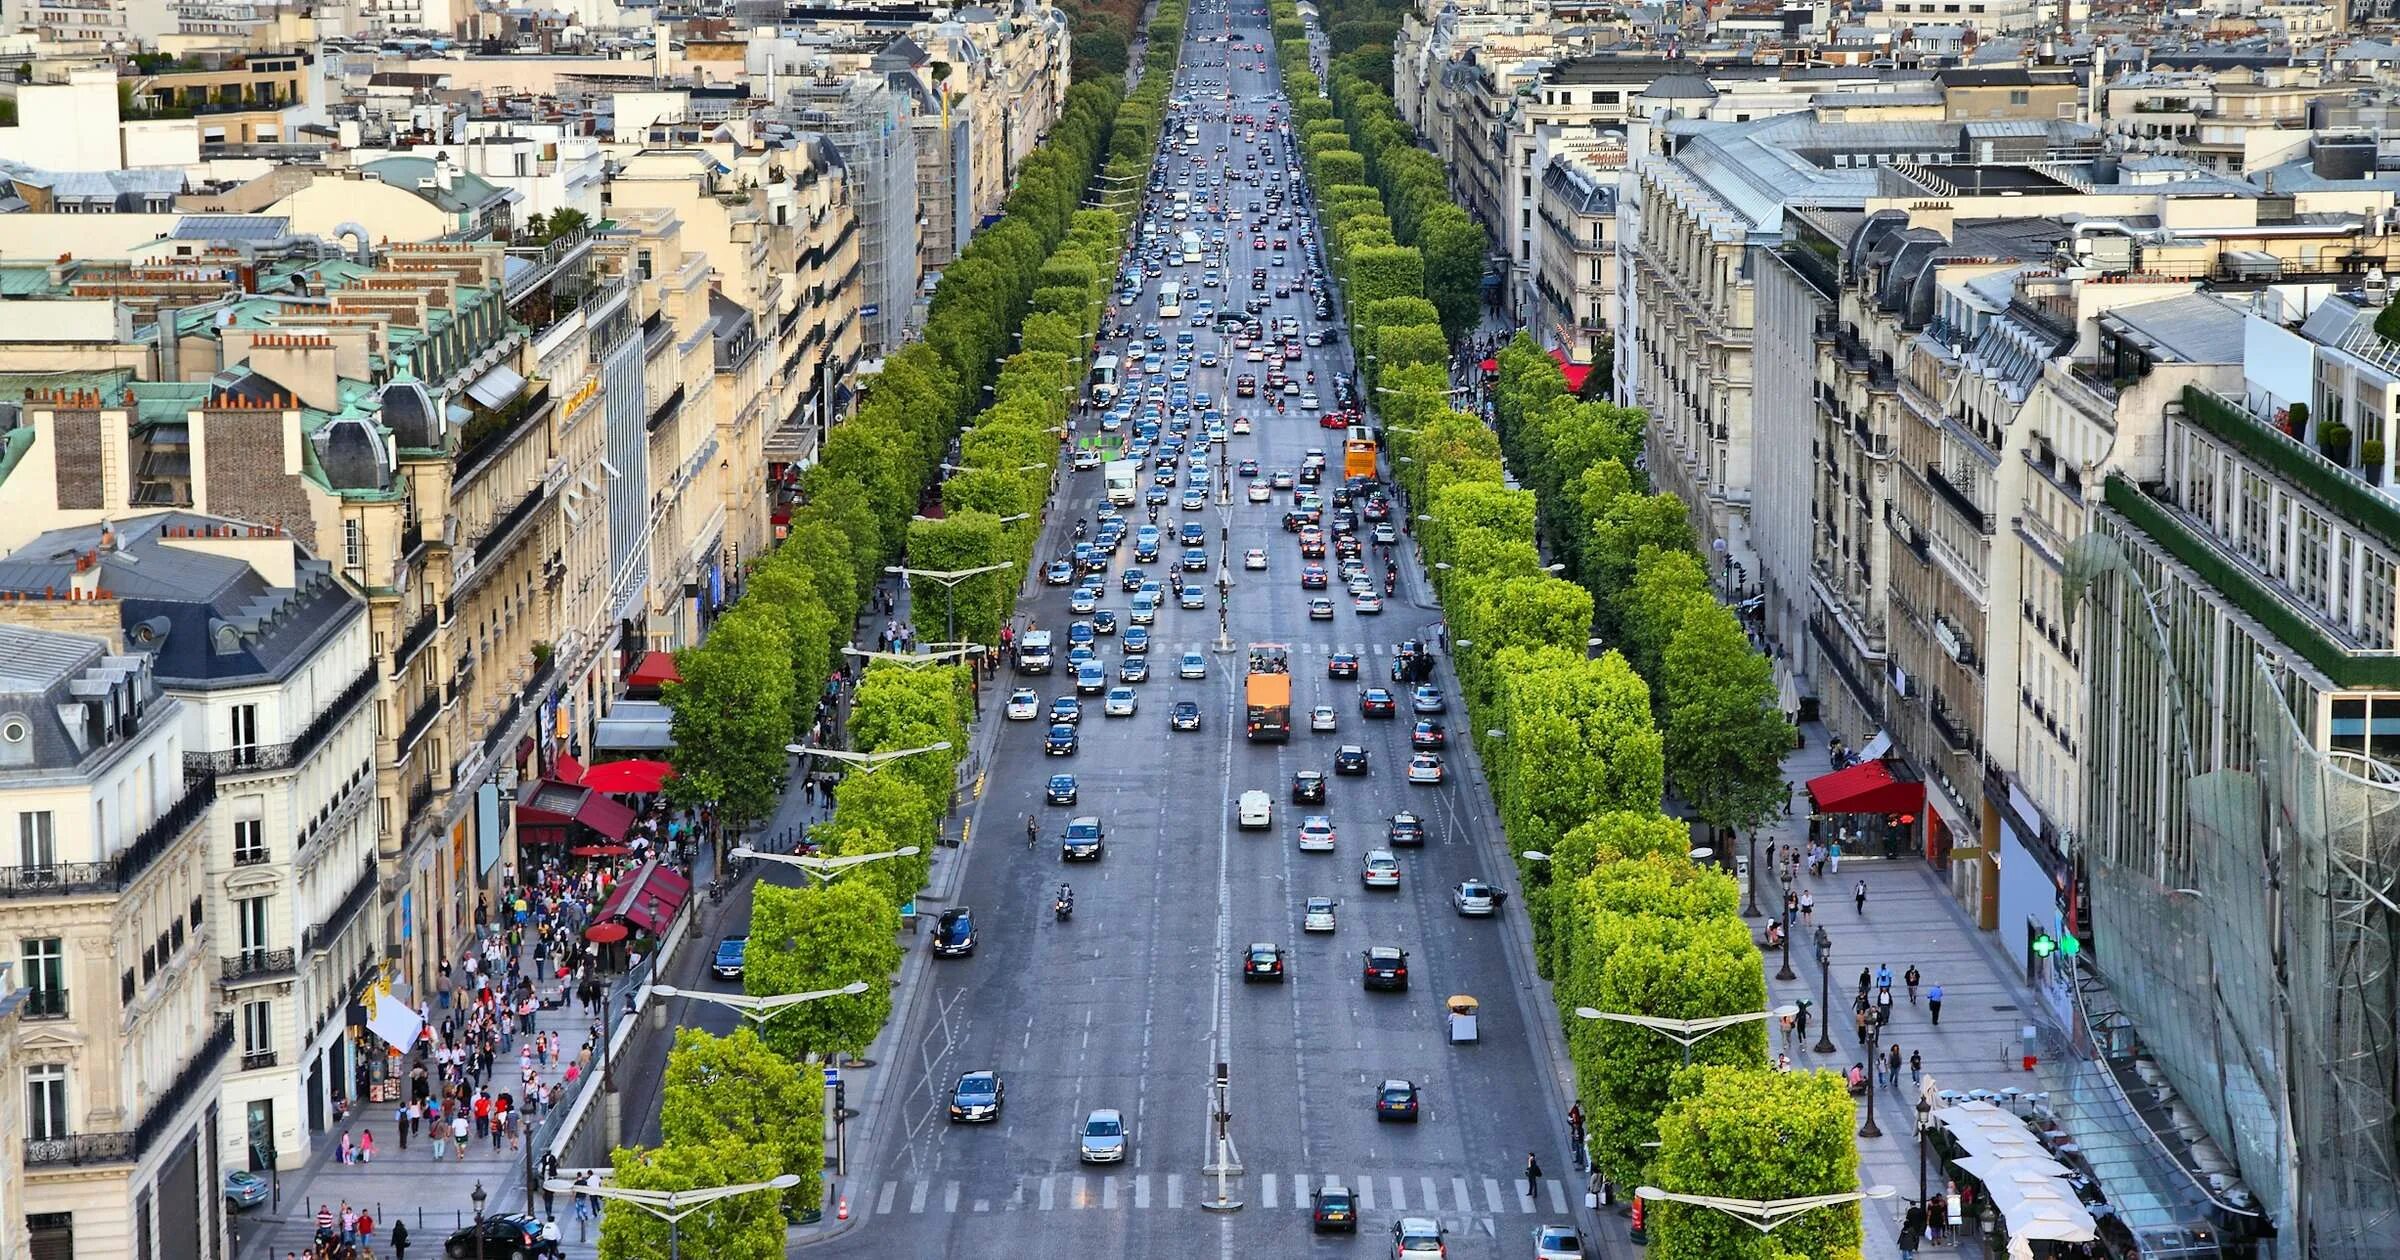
[1478,356,1498,373]
[514,780,636,842]
[1938,1103,2099,1246]
[599,860,691,934]
[465,363,528,410]
[552,753,585,786]
[595,700,675,751]
[1548,347,1594,393]
[1805,759,1926,815]
[626,651,682,689]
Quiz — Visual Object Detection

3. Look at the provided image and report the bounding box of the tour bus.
[1181,230,1204,264]
[1090,354,1121,405]
[1104,459,1140,506]
[1244,644,1292,742]
[1159,282,1184,319]
[1344,424,1379,482]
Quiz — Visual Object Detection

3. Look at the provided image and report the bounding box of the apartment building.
[0,624,223,1260]
[0,514,380,1178]
[1531,142,1620,368]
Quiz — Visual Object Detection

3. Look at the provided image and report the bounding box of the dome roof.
[378,378,442,450]
[314,416,391,491]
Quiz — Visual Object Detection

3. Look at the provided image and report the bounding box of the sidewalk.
[1746,722,2065,1259]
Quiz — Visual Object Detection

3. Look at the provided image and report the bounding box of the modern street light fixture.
[1573,1004,1801,1065]
[643,980,872,1029]
[729,846,920,886]
[785,742,954,774]
[545,1173,802,1260]
[886,562,1015,644]
[914,512,1032,525]
[842,644,983,670]
[1631,1184,1895,1234]
[941,462,1048,474]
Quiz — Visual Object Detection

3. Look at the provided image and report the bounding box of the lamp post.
[1860,1023,1884,1137]
[841,644,984,670]
[1813,935,1837,1054]
[1573,1004,1800,1066]
[471,1180,488,1260]
[1743,832,1761,918]
[545,1173,802,1260]
[885,563,1014,646]
[1915,1095,1934,1208]
[728,846,920,887]
[785,741,954,776]
[1632,1184,1895,1234]
[1776,890,1797,981]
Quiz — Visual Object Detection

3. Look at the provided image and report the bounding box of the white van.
[1237,790,1273,830]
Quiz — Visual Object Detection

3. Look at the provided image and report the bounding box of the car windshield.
[1086,1117,1122,1137]
[1540,1229,1582,1248]
[1381,1086,1411,1101]
[1400,1236,1442,1252]
[1066,822,1100,840]
[959,1077,995,1097]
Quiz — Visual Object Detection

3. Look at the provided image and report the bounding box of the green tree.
[663,610,796,829]
[1617,547,1713,685]
[904,513,1014,647]
[745,881,901,1061]
[1649,1067,1865,1260]
[598,1140,787,1260]
[1663,605,1794,838]
[659,1027,827,1210]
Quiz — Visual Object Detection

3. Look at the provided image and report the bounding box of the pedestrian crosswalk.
[1129,639,1436,660]
[844,1171,1574,1219]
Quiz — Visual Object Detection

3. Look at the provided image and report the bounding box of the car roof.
[1248,942,1279,952]
[1381,1078,1413,1089]
[959,1069,996,1082]
[1368,945,1404,958]
[1087,1108,1121,1121]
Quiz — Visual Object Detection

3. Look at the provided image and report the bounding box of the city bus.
[1343,424,1379,482]
[1090,354,1121,405]
[1159,281,1184,319]
[1244,643,1291,742]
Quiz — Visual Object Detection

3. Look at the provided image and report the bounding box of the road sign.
[824,1066,841,1087]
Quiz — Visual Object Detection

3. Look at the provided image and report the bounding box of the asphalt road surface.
[802,8,1584,1255]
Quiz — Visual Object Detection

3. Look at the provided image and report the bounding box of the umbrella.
[582,759,674,794]
[584,922,630,944]
[569,844,632,859]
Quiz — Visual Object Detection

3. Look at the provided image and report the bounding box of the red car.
[1328,651,1360,679]
[1320,413,1350,429]
[1300,565,1328,589]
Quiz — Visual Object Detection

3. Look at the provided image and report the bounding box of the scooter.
[1054,891,1074,922]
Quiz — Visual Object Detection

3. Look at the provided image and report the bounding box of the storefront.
[1803,758,1927,859]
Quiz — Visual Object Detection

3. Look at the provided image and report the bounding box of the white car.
[1006,688,1041,720]
[1302,896,1338,932]
[1232,416,1252,434]
[1237,789,1273,830]
[1453,879,1501,916]
[1244,548,1268,570]
[1310,704,1338,732]
[1079,1109,1127,1163]
[1179,651,1208,679]
[1104,686,1139,717]
[1248,482,1273,503]
[1300,391,1321,410]
[1405,753,1445,785]
[1298,815,1337,851]
[1361,849,1401,889]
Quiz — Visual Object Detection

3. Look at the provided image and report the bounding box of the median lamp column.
[1813,932,1837,1055]
[1572,1004,1800,1067]
[1860,1023,1884,1138]
[545,1173,802,1260]
[1631,1183,1896,1234]
[1916,1095,1934,1208]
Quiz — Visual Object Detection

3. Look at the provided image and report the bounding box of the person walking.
[395,1103,409,1152]
[389,1220,409,1260]
[542,1152,561,1216]
[1799,888,1815,924]
[359,1130,374,1163]
[1909,1048,1923,1085]
[1855,878,1869,915]
[1523,1152,1543,1198]
[1828,838,1843,874]
[1904,963,1921,1004]
[1793,1001,1811,1046]
[1927,981,1944,1026]
[451,1112,470,1161]
[357,1210,374,1253]
[338,1130,353,1166]
[1885,1042,1904,1089]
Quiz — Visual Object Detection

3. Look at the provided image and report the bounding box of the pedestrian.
[315,1204,335,1246]
[1886,1042,1903,1088]
[1523,1152,1542,1197]
[1793,1002,1810,1044]
[451,1113,470,1161]
[341,1202,358,1245]
[358,1210,374,1252]
[1858,967,1872,998]
[1904,963,1922,1004]
[1855,878,1868,915]
[1855,1006,1870,1045]
[542,1153,561,1216]
[389,1220,409,1260]
[1799,888,1815,923]
[1909,1049,1923,1085]
[1877,987,1894,1025]
[1779,1010,1795,1050]
[430,1119,448,1162]
[395,1103,409,1151]
[1927,982,1944,1025]
[1829,838,1843,873]
[360,1130,374,1163]
[543,1215,563,1250]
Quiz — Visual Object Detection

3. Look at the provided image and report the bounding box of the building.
[0,514,380,1176]
[0,624,224,1260]
[1531,141,1621,367]
[787,72,921,356]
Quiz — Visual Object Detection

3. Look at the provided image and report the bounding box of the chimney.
[156,306,181,382]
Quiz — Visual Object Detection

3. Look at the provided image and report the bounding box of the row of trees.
[608,31,1190,1255]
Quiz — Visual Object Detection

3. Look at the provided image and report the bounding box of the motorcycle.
[1054,886,1075,921]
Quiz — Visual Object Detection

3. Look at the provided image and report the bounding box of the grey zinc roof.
[170,214,294,242]
[2097,293,2249,365]
[0,624,95,693]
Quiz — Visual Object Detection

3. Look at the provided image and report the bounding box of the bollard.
[836,1195,850,1221]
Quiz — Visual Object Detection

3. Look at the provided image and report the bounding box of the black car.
[1360,687,1397,718]
[1333,745,1370,775]
[1045,723,1078,756]
[1327,651,1359,679]
[1376,1078,1421,1122]
[1387,812,1426,846]
[1242,942,1286,982]
[1292,769,1326,804]
[444,1213,557,1258]
[949,1069,1005,1122]
[1311,1185,1359,1232]
[1411,720,1448,749]
[1061,816,1106,862]
[1361,946,1409,991]
[1172,700,1203,730]
[1047,773,1079,805]
[932,907,977,957]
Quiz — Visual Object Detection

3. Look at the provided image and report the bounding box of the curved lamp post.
[1633,1183,1895,1233]
[546,1173,802,1260]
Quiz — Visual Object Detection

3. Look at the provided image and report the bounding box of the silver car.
[1535,1224,1587,1259]
[1079,1108,1127,1163]
[1452,878,1501,916]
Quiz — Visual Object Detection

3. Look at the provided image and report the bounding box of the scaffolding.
[787,74,919,356]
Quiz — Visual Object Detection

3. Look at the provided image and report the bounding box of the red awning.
[627,652,682,688]
[1478,356,1498,373]
[1806,760,1927,816]
[514,781,635,842]
[552,754,585,786]
[582,759,674,795]
[599,861,691,934]
[1548,347,1594,393]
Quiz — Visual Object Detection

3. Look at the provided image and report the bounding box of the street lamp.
[729,845,920,886]
[914,512,1031,525]
[941,462,1048,474]
[547,1173,803,1260]
[644,980,871,1028]
[471,1181,488,1260]
[1573,1004,1800,1065]
[1813,930,1837,1054]
[842,644,983,669]
[1632,1184,1894,1233]
[1915,1095,1935,1208]
[886,562,1015,644]
[1860,1022,1885,1138]
[784,741,954,774]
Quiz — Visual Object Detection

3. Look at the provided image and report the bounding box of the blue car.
[711,935,748,980]
[1045,724,1079,756]
[1047,773,1079,805]
[224,1170,270,1209]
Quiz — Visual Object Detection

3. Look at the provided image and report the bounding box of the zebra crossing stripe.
[1135,1174,1151,1209]
[1038,1174,1055,1212]
[1356,1176,1375,1211]
[1102,1177,1119,1211]
[1262,1173,1278,1208]
[910,1181,930,1214]
[877,1180,899,1216]
[1453,1176,1474,1214]
[856,1171,1574,1215]
[944,1181,961,1214]
[1167,1173,1183,1209]
[1421,1177,1440,1214]
[1483,1177,1505,1214]
[1548,1178,1569,1213]
[1072,1174,1091,1209]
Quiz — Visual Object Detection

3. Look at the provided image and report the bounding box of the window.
[230,703,259,764]
[2009,89,2029,105]
[242,1000,273,1056]
[233,818,265,865]
[343,519,363,569]
[17,811,53,869]
[21,939,62,1018]
[26,1064,66,1140]
[236,895,270,955]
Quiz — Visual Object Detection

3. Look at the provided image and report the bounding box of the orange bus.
[1343,425,1378,482]
[1244,643,1291,742]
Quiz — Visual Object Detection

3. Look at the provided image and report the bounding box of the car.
[1121,566,1150,592]
[1361,946,1409,991]
[1453,879,1502,916]
[1362,849,1402,888]
[1412,684,1447,714]
[1326,651,1359,680]
[1045,723,1079,755]
[1005,688,1042,720]
[1061,816,1106,861]
[1300,391,1321,410]
[1248,481,1274,503]
[1271,469,1296,488]
[224,1169,271,1209]
[1233,416,1252,434]
[1243,547,1268,570]
[1243,941,1287,981]
[445,1214,558,1258]
[1292,769,1326,803]
[1237,789,1273,829]
[1068,588,1098,615]
[1079,1109,1128,1163]
[1312,1184,1359,1232]
[1333,744,1370,775]
[1123,625,1152,655]
[1179,651,1208,679]
[711,935,749,979]
[1181,584,1208,609]
[932,907,977,956]
[1299,564,1327,590]
[1360,687,1397,717]
[1119,655,1151,684]
[1181,546,1210,572]
[1406,753,1445,784]
[1129,594,1158,624]
[1387,812,1426,846]
[1308,597,1335,619]
[1309,704,1338,732]
[1171,699,1203,730]
[1374,522,1398,544]
[1411,720,1447,749]
[1044,560,1075,585]
[1076,663,1107,695]
[1050,696,1082,725]
[1298,815,1337,852]
[1391,1216,1445,1256]
[950,1069,1005,1122]
[1047,773,1079,805]
[1237,458,1260,476]
[1376,1078,1420,1121]
[1104,686,1139,718]
[1092,609,1119,635]
[1534,1225,1588,1260]
[1303,896,1338,932]
[1354,592,1384,614]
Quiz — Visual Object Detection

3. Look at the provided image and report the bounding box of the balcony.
[184,662,377,779]
[1924,464,1996,534]
[22,989,66,1020]
[391,605,440,673]
[1930,703,1976,756]
[134,1014,232,1157]
[459,484,548,593]
[25,1132,134,1168]
[222,948,296,985]
[239,1050,279,1072]
[116,771,216,891]
[232,846,270,867]
[398,688,442,753]
[0,862,119,900]
[304,857,378,954]
[646,384,685,434]
[405,774,436,822]
[456,382,553,488]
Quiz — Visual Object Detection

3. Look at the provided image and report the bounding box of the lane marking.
[909,1181,929,1214]
[877,1180,898,1216]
